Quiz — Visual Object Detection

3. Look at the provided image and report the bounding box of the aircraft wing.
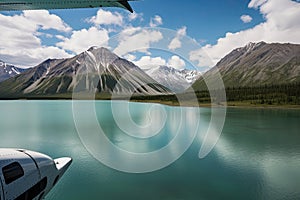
[0,0,134,12]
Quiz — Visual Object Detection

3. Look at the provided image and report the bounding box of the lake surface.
[0,101,300,200]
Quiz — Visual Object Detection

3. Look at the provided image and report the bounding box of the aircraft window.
[2,162,24,184]
[15,177,47,200]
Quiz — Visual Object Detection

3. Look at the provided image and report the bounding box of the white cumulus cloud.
[189,48,215,68]
[123,54,137,62]
[0,11,72,67]
[133,56,166,69]
[114,27,163,56]
[128,12,143,22]
[131,55,186,70]
[149,15,163,27]
[23,10,72,32]
[168,56,186,70]
[168,26,187,50]
[89,9,123,26]
[56,27,110,54]
[190,0,300,68]
[240,15,253,23]
[167,55,186,70]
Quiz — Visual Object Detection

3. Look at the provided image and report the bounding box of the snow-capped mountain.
[144,66,201,93]
[0,60,28,82]
[0,47,171,97]
[181,69,202,84]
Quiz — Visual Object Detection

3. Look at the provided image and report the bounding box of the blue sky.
[131,0,264,44]
[0,0,299,70]
[47,0,265,46]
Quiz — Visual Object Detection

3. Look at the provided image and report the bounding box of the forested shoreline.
[131,82,300,107]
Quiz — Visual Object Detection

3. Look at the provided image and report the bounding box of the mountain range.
[192,42,300,90]
[0,47,171,98]
[0,60,28,82]
[0,42,299,99]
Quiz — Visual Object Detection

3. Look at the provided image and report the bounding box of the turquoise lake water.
[0,101,299,200]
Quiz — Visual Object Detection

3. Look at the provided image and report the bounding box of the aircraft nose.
[54,157,72,177]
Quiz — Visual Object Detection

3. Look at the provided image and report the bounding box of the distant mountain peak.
[0,60,29,82]
[234,41,266,53]
[87,46,98,51]
[83,46,120,69]
[87,46,112,53]
[85,46,115,56]
[157,65,177,72]
[144,65,201,92]
[245,41,266,46]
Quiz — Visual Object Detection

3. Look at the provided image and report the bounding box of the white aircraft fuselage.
[0,0,134,12]
[0,148,72,200]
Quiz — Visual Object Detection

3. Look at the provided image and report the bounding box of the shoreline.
[1,97,300,109]
[132,100,300,109]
